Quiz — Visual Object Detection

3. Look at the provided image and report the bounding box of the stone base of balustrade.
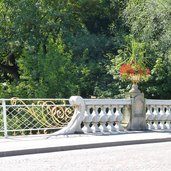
[127,117,148,131]
[81,125,125,135]
[147,121,171,130]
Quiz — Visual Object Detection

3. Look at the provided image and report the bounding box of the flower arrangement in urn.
[109,37,150,92]
[120,63,150,84]
[120,38,150,84]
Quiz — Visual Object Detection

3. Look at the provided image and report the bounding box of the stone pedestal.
[127,83,148,130]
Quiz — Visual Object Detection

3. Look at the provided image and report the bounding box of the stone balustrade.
[1,96,171,137]
[146,100,171,130]
[82,99,131,134]
[51,97,131,136]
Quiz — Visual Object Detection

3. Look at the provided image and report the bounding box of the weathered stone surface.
[127,85,148,130]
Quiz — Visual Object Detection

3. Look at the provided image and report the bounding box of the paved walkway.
[0,130,171,157]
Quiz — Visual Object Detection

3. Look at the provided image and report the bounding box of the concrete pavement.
[0,130,171,157]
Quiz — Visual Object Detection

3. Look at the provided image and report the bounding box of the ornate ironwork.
[10,98,74,128]
[0,98,74,136]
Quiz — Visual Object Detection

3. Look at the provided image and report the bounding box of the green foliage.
[0,0,170,99]
[123,0,171,98]
[1,37,78,98]
[108,37,149,80]
[18,37,77,98]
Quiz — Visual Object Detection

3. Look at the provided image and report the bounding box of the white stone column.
[99,106,108,133]
[107,106,116,132]
[146,105,155,130]
[127,84,148,130]
[82,106,92,133]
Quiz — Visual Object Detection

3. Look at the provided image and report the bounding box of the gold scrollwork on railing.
[10,98,74,128]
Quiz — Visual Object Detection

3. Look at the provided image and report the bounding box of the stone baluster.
[82,106,92,133]
[114,105,124,131]
[146,105,155,130]
[166,106,171,129]
[91,105,100,133]
[146,105,151,129]
[99,105,108,133]
[107,105,116,132]
[159,106,167,129]
[153,105,160,129]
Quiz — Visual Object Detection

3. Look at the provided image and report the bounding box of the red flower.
[120,64,133,76]
[120,63,150,81]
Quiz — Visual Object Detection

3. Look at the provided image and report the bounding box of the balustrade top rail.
[146,99,171,105]
[84,99,131,106]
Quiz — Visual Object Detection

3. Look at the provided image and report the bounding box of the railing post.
[127,84,148,130]
[2,99,8,137]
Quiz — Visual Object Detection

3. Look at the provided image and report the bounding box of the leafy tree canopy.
[0,0,170,99]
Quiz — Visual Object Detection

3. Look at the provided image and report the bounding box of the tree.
[2,0,170,99]
[0,0,82,97]
[62,0,129,97]
[123,0,171,98]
